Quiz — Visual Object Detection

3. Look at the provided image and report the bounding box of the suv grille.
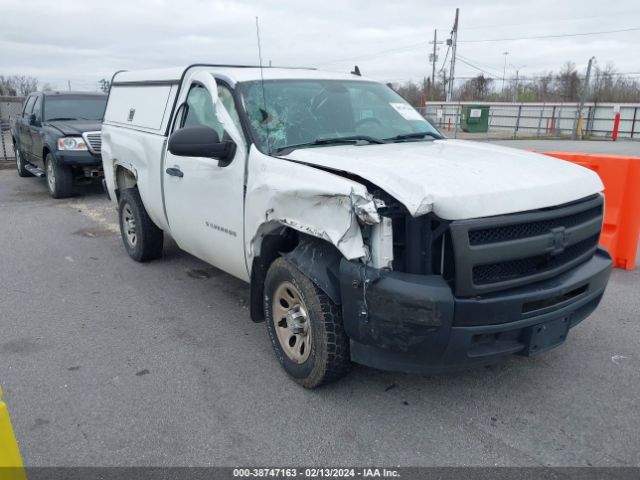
[449,195,604,296]
[82,131,102,154]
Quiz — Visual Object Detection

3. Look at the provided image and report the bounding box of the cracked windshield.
[239,79,442,153]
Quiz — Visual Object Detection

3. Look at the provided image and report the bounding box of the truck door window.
[181,84,242,141]
[182,85,224,139]
[217,85,243,135]
[32,96,42,121]
[23,96,36,116]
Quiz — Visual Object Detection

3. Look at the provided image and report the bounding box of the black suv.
[10,91,107,198]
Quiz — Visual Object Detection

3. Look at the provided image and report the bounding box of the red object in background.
[544,152,640,270]
[421,95,426,108]
[447,118,451,131]
[612,112,621,141]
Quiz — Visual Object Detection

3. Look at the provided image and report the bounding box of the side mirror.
[168,126,236,164]
[29,114,38,126]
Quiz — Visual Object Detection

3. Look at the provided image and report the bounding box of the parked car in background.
[102,65,611,388]
[10,91,107,198]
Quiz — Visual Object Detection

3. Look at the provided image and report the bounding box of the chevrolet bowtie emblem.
[549,226,567,256]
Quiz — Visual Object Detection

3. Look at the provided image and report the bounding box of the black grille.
[469,206,602,245]
[473,234,599,285]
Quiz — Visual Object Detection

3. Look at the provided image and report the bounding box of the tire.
[264,257,350,388]
[14,145,32,177]
[118,188,164,262]
[45,153,73,198]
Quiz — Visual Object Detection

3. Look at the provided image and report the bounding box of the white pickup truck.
[102,64,611,388]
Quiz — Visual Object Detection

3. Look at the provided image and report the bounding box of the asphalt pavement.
[0,168,639,467]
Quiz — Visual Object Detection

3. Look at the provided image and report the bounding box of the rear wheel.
[118,188,164,262]
[14,145,32,177]
[264,257,351,388]
[45,153,73,198]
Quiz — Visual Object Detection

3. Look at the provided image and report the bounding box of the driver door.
[163,71,248,281]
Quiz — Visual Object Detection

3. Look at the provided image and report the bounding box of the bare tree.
[457,75,493,100]
[99,78,111,94]
[0,75,39,96]
[555,62,580,101]
[0,76,18,96]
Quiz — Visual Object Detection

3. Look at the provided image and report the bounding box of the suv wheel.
[264,257,351,388]
[15,146,32,177]
[118,188,164,262]
[45,153,73,198]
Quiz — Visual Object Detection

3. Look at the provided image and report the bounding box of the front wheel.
[45,153,73,198]
[14,146,32,177]
[264,257,351,388]
[118,188,164,262]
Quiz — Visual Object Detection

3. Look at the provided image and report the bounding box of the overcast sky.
[1,0,639,91]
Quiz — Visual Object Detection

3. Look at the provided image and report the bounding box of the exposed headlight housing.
[57,137,88,151]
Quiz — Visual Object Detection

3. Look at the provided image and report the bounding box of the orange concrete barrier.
[544,152,640,270]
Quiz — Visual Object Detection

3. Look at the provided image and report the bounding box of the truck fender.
[249,233,343,323]
[284,237,343,305]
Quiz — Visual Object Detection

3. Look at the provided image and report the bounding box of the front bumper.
[339,248,612,374]
[55,150,102,167]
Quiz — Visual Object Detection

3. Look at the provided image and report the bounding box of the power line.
[456,54,503,76]
[463,10,640,31]
[455,57,499,79]
[458,26,640,43]
[438,44,451,73]
[317,26,640,67]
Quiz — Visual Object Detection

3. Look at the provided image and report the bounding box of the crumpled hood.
[47,120,101,136]
[281,139,604,220]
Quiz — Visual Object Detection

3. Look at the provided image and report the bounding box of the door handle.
[166,167,184,178]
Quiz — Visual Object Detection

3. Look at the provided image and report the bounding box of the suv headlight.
[57,137,88,151]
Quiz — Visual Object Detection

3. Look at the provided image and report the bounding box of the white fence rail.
[421,101,640,140]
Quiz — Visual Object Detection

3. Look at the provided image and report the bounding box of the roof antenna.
[255,16,272,155]
[351,65,361,76]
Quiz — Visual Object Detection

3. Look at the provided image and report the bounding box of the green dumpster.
[460,105,490,133]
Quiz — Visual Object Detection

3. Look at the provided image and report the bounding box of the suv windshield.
[45,95,107,121]
[238,79,442,154]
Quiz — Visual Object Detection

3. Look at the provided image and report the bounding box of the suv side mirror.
[168,126,236,164]
[29,114,38,126]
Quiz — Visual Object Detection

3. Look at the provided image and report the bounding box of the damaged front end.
[247,150,611,375]
[246,154,382,263]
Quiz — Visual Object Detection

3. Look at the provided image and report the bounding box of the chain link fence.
[0,96,25,164]
[421,102,640,141]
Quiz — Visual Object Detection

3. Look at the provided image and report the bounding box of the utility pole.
[446,8,459,102]
[574,56,595,140]
[510,64,526,102]
[501,51,509,96]
[429,29,445,99]
[431,29,438,90]
[441,70,448,100]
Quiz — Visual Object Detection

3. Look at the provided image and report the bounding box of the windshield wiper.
[386,131,444,141]
[46,117,78,121]
[274,135,386,154]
